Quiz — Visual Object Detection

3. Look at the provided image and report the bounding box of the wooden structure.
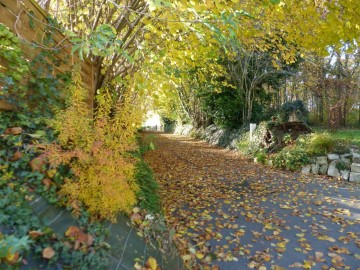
[0,0,95,109]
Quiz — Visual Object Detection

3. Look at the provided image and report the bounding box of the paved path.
[144,133,360,270]
[24,193,182,270]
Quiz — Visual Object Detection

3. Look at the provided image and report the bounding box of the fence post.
[250,123,257,141]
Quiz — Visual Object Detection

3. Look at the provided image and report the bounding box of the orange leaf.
[29,230,44,239]
[42,247,55,259]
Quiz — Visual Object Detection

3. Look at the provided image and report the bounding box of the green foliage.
[0,23,29,108]
[255,152,267,164]
[28,50,71,115]
[0,235,31,265]
[321,129,360,148]
[236,122,274,156]
[279,100,309,122]
[304,133,349,155]
[134,159,161,213]
[306,133,335,155]
[336,161,350,171]
[270,146,310,171]
[0,112,111,269]
[200,86,244,129]
[135,135,161,213]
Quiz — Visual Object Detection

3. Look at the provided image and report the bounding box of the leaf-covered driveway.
[144,133,360,270]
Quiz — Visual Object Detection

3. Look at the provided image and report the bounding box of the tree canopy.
[39,0,360,127]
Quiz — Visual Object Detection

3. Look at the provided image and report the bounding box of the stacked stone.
[350,153,360,182]
[301,151,360,182]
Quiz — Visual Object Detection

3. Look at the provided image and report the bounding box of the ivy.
[0,24,29,109]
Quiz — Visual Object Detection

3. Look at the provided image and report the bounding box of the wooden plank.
[0,0,96,110]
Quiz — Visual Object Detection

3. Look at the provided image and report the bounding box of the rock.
[311,164,320,174]
[349,172,360,182]
[340,156,351,164]
[340,170,350,181]
[327,154,340,161]
[316,156,328,165]
[352,153,360,164]
[319,164,328,175]
[327,161,340,177]
[301,165,311,174]
[350,163,360,173]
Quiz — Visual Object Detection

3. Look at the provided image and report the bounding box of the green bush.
[305,133,350,155]
[279,100,309,122]
[306,133,335,155]
[271,146,310,171]
[255,152,267,164]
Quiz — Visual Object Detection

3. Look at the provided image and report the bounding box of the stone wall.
[174,124,246,150]
[301,151,360,182]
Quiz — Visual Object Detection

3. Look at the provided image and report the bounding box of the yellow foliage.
[49,66,142,221]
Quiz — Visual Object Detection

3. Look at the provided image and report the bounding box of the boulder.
[327,161,340,177]
[311,164,320,174]
[349,172,360,182]
[316,156,328,165]
[350,163,360,173]
[352,152,360,163]
[340,170,350,181]
[319,164,328,175]
[301,165,311,174]
[340,154,351,164]
[327,154,340,161]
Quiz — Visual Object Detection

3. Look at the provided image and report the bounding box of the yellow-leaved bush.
[49,65,141,221]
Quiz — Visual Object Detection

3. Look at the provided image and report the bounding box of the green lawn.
[313,128,360,148]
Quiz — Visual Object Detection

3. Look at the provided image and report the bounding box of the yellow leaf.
[318,235,335,242]
[147,257,157,270]
[195,252,204,259]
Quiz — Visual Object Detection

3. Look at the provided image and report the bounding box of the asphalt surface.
[144,133,360,270]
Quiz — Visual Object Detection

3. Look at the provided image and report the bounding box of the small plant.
[336,161,350,171]
[0,235,31,266]
[255,152,267,164]
[271,146,310,171]
[283,133,294,145]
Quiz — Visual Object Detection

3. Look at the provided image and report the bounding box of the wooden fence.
[0,0,95,109]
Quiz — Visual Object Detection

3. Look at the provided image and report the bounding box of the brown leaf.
[30,154,46,172]
[64,226,94,246]
[5,127,23,135]
[65,226,81,238]
[42,178,52,189]
[131,213,143,225]
[5,252,20,265]
[42,247,55,259]
[10,151,23,161]
[29,230,44,240]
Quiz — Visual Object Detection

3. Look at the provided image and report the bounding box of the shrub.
[279,100,309,122]
[255,152,267,164]
[236,122,275,156]
[306,133,335,155]
[271,146,310,171]
[49,67,141,221]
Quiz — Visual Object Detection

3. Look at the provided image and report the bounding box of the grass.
[313,128,360,148]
